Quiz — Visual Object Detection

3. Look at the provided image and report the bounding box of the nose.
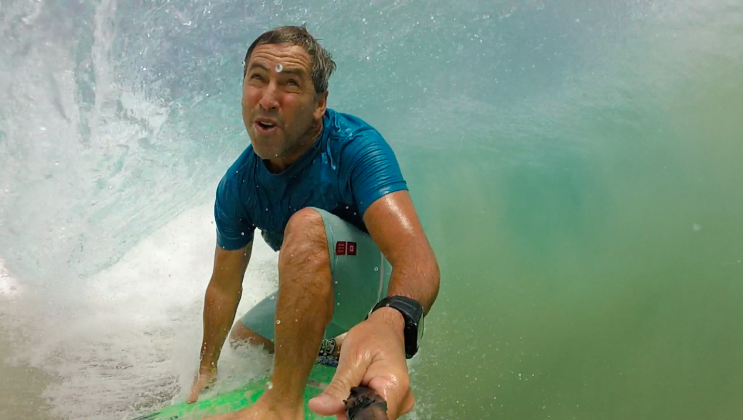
[258,80,279,111]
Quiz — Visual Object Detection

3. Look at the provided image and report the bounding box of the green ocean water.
[1,0,742,419]
[404,17,743,418]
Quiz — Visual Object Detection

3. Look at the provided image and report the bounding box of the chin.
[250,141,281,160]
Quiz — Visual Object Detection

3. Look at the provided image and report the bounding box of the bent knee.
[228,322,273,351]
[280,208,328,263]
[284,208,325,239]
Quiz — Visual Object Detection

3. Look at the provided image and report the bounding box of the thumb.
[309,356,368,416]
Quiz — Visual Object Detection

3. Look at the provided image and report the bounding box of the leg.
[229,294,341,361]
[269,208,334,413]
[208,208,391,419]
[244,208,333,419]
[228,321,274,352]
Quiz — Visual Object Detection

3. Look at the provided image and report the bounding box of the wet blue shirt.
[214,109,408,251]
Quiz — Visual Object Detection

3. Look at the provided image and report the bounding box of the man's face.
[242,44,326,160]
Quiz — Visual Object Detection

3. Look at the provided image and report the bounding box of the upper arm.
[214,173,255,251]
[345,130,435,276]
[209,242,253,292]
[363,191,440,313]
[346,129,408,216]
[211,168,255,291]
[362,190,435,269]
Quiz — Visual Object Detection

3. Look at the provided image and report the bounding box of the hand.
[188,365,218,403]
[309,308,415,419]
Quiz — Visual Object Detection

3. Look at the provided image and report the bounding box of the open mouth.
[255,118,278,133]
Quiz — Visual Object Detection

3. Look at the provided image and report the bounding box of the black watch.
[370,296,425,359]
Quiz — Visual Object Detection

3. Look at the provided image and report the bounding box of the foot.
[334,332,347,353]
[316,333,347,367]
[202,393,302,420]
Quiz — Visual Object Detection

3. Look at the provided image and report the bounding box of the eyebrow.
[248,62,306,77]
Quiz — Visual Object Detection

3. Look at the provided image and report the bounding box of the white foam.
[3,204,279,419]
[0,258,24,300]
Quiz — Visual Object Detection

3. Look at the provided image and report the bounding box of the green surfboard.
[131,364,337,420]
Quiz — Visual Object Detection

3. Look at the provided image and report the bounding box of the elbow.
[423,254,441,314]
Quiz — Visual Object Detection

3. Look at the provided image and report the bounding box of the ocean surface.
[1,0,742,419]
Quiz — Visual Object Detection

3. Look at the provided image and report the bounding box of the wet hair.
[243,25,336,94]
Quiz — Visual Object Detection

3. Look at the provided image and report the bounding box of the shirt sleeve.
[214,174,255,250]
[346,129,408,216]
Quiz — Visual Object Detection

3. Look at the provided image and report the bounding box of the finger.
[367,376,413,419]
[309,353,369,416]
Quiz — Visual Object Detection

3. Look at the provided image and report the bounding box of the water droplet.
[334,281,338,284]
[270,295,275,300]
[693,223,702,231]
[267,381,273,389]
[241,232,245,236]
[374,267,379,272]
[276,319,281,324]
[275,63,283,72]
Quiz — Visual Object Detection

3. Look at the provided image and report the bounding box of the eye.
[286,79,299,86]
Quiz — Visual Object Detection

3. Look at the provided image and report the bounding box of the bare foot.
[333,333,347,357]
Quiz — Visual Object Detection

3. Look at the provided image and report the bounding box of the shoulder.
[217,145,256,197]
[324,109,393,155]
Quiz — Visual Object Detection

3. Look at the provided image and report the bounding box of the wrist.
[369,295,425,359]
[199,356,218,371]
[368,306,405,338]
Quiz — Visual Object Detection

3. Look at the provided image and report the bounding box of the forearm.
[199,281,242,369]
[385,251,440,315]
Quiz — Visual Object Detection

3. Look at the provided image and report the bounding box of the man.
[188,26,440,420]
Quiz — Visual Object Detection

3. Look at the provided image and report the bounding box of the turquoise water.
[1,0,742,419]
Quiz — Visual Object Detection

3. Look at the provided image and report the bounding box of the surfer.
[188,25,440,420]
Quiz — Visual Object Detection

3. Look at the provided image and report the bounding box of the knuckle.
[326,379,351,399]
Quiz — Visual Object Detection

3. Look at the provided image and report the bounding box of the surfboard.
[130,363,337,420]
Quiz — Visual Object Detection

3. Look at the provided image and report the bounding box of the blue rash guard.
[214,108,408,251]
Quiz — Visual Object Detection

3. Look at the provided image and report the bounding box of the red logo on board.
[336,241,347,255]
[347,242,357,255]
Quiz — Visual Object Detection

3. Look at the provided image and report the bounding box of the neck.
[265,119,324,173]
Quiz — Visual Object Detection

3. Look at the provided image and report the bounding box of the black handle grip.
[345,386,389,420]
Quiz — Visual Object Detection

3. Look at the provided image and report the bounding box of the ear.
[313,90,328,120]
